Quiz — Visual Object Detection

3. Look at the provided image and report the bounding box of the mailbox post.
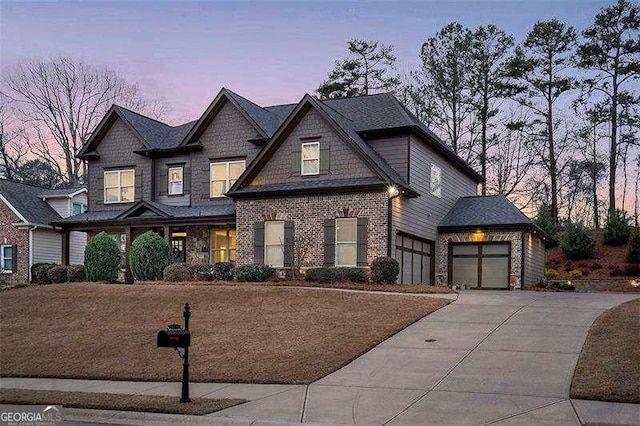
[157,302,191,403]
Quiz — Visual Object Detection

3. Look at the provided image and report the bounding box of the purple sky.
[1,0,615,122]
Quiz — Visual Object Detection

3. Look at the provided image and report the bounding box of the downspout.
[28,225,38,283]
[150,157,156,202]
[520,231,526,290]
[387,198,393,256]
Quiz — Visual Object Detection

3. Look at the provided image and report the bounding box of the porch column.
[61,230,70,266]
[163,225,171,244]
[124,226,133,283]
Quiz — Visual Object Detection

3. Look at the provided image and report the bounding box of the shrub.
[607,265,638,277]
[47,266,69,284]
[213,262,235,281]
[305,267,368,283]
[590,262,602,270]
[32,263,57,284]
[163,263,190,282]
[85,232,121,282]
[232,264,276,282]
[545,268,559,279]
[67,265,86,282]
[534,204,561,247]
[31,262,53,283]
[560,221,596,260]
[188,263,213,281]
[535,279,547,288]
[569,269,583,279]
[581,269,590,277]
[627,228,640,263]
[129,231,173,280]
[604,209,631,246]
[370,256,400,284]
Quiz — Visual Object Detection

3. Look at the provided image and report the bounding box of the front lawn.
[0,283,449,384]
[571,298,640,403]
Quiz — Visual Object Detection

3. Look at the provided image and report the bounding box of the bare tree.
[1,57,169,186]
[0,95,27,180]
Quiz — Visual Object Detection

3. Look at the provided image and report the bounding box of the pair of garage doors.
[449,243,511,289]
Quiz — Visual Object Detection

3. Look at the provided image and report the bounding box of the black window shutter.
[323,219,335,266]
[97,172,104,205]
[159,166,168,196]
[356,217,369,266]
[254,222,265,264]
[11,245,17,274]
[134,168,143,201]
[202,165,210,199]
[292,146,301,176]
[319,143,330,175]
[283,221,294,268]
[183,166,191,194]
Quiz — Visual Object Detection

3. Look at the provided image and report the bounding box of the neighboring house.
[55,88,546,288]
[0,179,88,283]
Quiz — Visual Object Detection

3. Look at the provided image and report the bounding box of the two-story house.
[56,88,546,288]
[0,179,88,283]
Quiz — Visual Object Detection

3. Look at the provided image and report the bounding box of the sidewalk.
[2,291,639,425]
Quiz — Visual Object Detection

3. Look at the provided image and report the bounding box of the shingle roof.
[232,177,386,196]
[0,179,62,225]
[439,195,539,229]
[39,187,86,198]
[116,106,197,150]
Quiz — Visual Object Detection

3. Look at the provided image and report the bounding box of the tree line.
[317,0,639,227]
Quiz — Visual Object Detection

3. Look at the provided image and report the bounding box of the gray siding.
[368,135,409,182]
[523,232,545,287]
[46,198,69,218]
[392,134,477,248]
[69,231,87,265]
[191,100,263,207]
[88,118,151,211]
[32,229,62,264]
[252,107,376,186]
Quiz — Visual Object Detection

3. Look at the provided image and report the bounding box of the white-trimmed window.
[335,218,357,266]
[301,142,320,175]
[210,160,246,197]
[104,169,135,203]
[264,221,284,267]
[1,245,13,273]
[168,167,184,195]
[71,202,86,216]
[430,164,442,198]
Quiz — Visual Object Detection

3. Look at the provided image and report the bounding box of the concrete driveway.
[3,290,638,425]
[209,290,639,425]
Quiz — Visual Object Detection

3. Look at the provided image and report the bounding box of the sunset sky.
[1,0,615,122]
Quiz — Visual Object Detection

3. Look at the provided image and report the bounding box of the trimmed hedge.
[85,232,121,282]
[32,263,57,284]
[305,267,369,284]
[129,231,173,281]
[163,263,190,282]
[232,264,276,282]
[213,262,234,281]
[67,265,86,282]
[188,263,213,281]
[370,257,400,284]
[47,266,69,284]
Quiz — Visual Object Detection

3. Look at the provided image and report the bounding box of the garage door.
[395,233,434,284]
[449,243,511,289]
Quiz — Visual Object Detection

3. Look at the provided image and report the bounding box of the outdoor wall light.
[471,229,485,242]
[631,279,638,288]
[387,185,400,198]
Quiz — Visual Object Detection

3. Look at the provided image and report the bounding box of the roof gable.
[0,179,62,226]
[228,95,417,196]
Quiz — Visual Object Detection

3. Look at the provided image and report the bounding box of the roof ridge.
[225,88,270,112]
[114,105,172,128]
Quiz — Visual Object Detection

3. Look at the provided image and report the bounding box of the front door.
[171,237,186,263]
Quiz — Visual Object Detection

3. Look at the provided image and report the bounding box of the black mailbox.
[157,328,190,348]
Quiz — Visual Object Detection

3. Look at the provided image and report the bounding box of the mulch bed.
[0,388,245,415]
[0,283,449,384]
[136,279,453,294]
[571,298,640,403]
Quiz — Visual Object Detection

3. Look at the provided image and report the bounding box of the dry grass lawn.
[0,388,245,415]
[0,283,449,384]
[571,298,640,403]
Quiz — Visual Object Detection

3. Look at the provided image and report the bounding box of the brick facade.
[0,200,29,284]
[437,230,523,289]
[236,192,389,267]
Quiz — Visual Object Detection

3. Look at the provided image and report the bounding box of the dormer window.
[301,142,320,175]
[104,169,135,204]
[168,167,184,195]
